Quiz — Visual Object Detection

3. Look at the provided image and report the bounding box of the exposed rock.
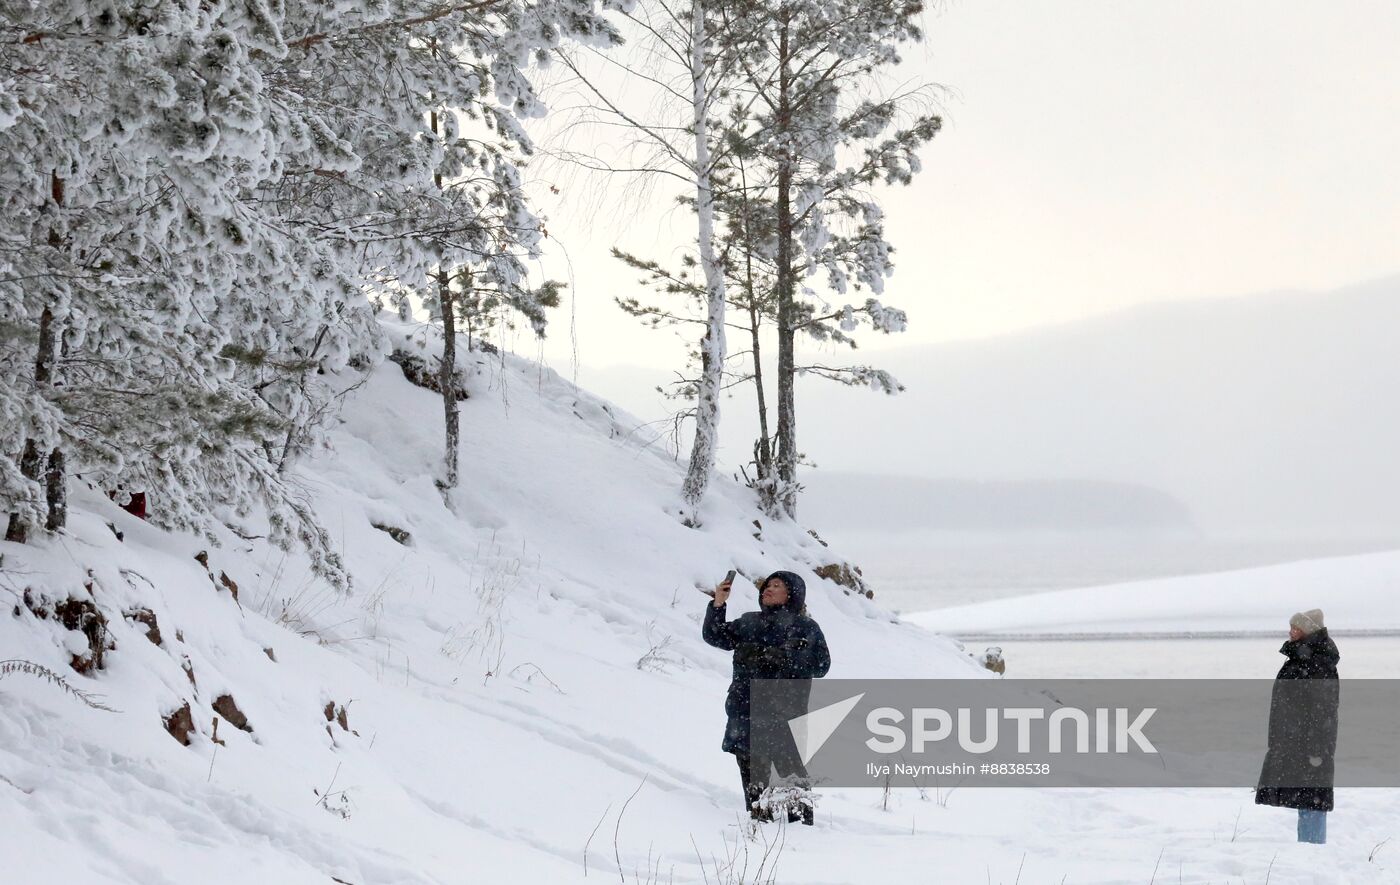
[163,702,195,746]
[194,551,240,604]
[22,588,51,620]
[370,522,412,546]
[323,701,350,732]
[126,608,162,647]
[218,570,239,602]
[212,694,252,733]
[813,562,874,600]
[263,647,277,663]
[181,656,197,688]
[55,596,113,674]
[388,348,469,400]
[978,647,1006,676]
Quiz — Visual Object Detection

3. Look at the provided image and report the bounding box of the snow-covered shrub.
[635,621,685,673]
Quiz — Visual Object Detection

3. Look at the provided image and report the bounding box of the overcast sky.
[519,0,1400,378]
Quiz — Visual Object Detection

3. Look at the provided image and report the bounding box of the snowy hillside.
[3,321,1398,884]
[0,319,968,882]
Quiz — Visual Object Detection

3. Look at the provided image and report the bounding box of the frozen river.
[821,529,1400,613]
[947,634,1400,679]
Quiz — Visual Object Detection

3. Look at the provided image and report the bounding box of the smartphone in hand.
[699,569,737,598]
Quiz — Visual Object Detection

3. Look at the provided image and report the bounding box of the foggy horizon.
[572,273,1400,540]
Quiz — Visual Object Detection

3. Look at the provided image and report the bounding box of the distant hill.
[828,275,1400,534]
[800,473,1194,532]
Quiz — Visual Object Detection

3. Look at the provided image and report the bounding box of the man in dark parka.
[702,569,831,823]
[1255,608,1340,844]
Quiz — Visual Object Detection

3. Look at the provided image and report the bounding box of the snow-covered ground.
[908,550,1400,637]
[3,322,1397,884]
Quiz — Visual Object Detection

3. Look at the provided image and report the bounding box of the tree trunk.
[749,303,779,517]
[5,306,60,540]
[438,268,460,490]
[44,447,65,531]
[4,438,42,542]
[773,21,798,519]
[680,0,728,523]
[34,305,55,387]
[36,307,65,531]
[429,101,460,493]
[745,252,775,516]
[739,161,777,517]
[40,176,66,531]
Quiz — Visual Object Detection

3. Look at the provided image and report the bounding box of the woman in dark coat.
[702,569,830,823]
[1255,608,1340,844]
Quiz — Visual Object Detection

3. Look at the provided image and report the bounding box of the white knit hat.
[1289,609,1325,635]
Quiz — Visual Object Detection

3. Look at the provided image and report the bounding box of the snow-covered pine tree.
[0,0,387,584]
[602,0,935,519]
[262,0,614,492]
[0,0,620,585]
[702,134,914,517]
[441,266,564,354]
[714,0,939,518]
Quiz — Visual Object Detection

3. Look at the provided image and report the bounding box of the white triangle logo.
[789,693,865,766]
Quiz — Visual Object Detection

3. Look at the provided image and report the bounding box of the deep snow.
[2,319,1397,884]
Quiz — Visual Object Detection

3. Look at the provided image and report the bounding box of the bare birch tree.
[554,0,738,525]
